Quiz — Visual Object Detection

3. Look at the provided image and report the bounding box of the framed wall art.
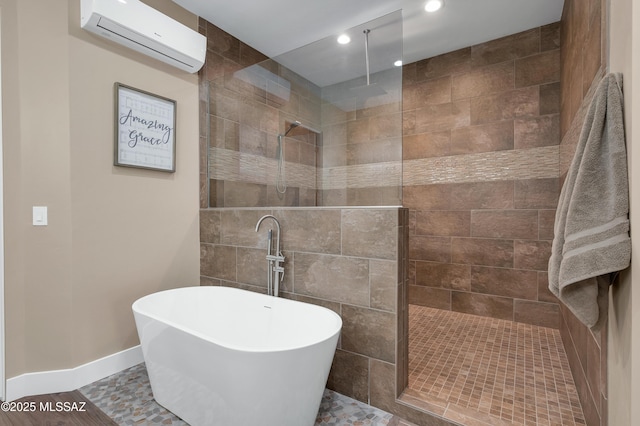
[114,83,176,172]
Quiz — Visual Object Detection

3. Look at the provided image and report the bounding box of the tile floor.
[7,307,591,426]
[79,363,409,425]
[407,305,586,426]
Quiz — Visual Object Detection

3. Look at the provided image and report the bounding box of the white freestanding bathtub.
[132,286,342,426]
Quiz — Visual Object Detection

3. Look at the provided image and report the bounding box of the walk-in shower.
[199,6,584,426]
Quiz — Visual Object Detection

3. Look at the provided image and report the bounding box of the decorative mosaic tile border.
[209,147,317,189]
[211,145,559,191]
[318,161,402,189]
[403,146,559,186]
[80,363,396,425]
[210,147,403,190]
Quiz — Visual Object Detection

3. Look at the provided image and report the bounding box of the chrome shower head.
[284,121,301,136]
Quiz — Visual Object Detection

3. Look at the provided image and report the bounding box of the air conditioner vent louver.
[81,0,205,73]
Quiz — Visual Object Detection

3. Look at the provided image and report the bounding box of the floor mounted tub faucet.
[255,215,285,297]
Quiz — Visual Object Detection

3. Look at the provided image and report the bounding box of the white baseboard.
[4,345,143,402]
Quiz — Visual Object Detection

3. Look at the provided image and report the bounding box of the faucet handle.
[273,264,285,282]
[266,253,285,262]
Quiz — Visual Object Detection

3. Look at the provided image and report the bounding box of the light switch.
[33,206,48,226]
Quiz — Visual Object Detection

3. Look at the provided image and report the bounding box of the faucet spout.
[255,215,285,297]
[255,214,280,234]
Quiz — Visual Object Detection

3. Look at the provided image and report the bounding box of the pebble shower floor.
[407,305,586,425]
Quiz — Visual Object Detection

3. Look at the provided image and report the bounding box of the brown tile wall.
[198,19,322,208]
[200,207,410,407]
[403,25,562,329]
[318,75,403,206]
[199,18,403,208]
[559,1,608,426]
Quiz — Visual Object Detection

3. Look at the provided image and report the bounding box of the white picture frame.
[114,83,176,172]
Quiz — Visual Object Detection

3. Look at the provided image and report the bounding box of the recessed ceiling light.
[337,34,351,45]
[424,0,444,12]
[394,60,403,67]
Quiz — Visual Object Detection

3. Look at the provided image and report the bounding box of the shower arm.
[364,29,371,86]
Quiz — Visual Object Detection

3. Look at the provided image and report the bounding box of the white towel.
[548,73,630,328]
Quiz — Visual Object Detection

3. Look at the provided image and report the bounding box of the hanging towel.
[548,73,630,328]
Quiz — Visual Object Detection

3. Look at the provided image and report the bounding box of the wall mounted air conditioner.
[80,0,206,73]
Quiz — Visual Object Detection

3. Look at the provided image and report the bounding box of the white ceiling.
[173,0,564,87]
